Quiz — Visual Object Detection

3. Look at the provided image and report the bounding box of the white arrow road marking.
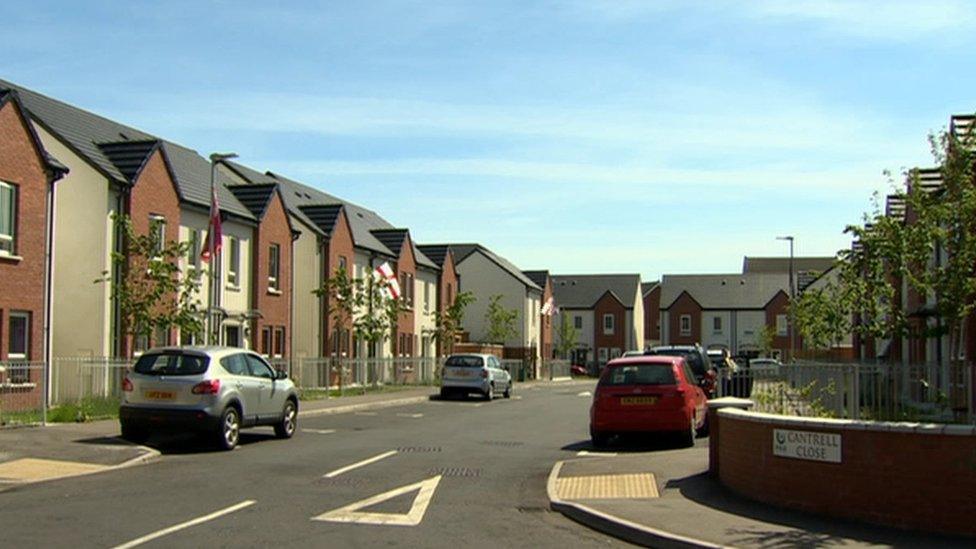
[324,450,398,478]
[111,500,255,549]
[313,476,442,526]
[577,391,592,397]
[576,450,618,457]
[302,429,337,434]
[395,413,423,418]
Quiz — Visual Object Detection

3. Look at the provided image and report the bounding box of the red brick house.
[371,229,418,357]
[417,244,461,356]
[228,184,296,359]
[0,89,67,369]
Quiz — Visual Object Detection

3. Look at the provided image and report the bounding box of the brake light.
[122,376,133,392]
[481,369,488,378]
[191,379,221,395]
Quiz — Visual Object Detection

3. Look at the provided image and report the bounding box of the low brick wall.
[709,406,976,537]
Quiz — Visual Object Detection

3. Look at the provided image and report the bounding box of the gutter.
[42,167,67,425]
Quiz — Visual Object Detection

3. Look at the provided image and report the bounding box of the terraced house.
[0,78,271,360]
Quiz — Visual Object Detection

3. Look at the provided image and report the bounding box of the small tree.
[97,214,203,354]
[313,265,356,357]
[429,291,475,355]
[756,324,776,358]
[792,279,852,356]
[555,314,579,360]
[484,294,518,345]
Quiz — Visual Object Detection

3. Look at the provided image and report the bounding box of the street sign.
[773,429,841,463]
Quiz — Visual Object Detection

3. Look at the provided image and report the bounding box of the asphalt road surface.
[0,381,703,548]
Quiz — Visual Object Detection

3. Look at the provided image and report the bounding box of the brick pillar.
[707,397,755,478]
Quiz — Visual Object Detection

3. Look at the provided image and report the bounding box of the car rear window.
[648,349,706,377]
[445,356,484,367]
[600,364,676,386]
[133,353,209,376]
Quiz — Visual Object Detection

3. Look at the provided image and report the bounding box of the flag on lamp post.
[373,261,401,300]
[540,296,555,316]
[201,184,222,262]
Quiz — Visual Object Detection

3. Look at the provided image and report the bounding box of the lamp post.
[776,235,795,363]
[205,152,237,345]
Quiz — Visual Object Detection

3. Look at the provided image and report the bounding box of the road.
[0,381,700,548]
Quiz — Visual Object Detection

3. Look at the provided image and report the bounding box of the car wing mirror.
[275,370,288,380]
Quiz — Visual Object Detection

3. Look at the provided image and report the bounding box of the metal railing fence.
[715,361,973,424]
[0,361,46,426]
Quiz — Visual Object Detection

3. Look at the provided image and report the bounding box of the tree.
[756,324,776,358]
[484,294,518,345]
[313,267,406,358]
[555,314,579,359]
[792,279,852,354]
[97,214,203,353]
[313,265,356,357]
[428,291,475,355]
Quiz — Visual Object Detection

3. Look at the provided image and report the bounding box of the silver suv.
[119,347,299,450]
[439,354,512,400]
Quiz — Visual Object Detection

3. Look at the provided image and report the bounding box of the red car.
[589,356,708,448]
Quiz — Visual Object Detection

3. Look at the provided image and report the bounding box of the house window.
[603,314,615,335]
[227,236,240,287]
[273,327,285,358]
[400,272,414,308]
[424,282,431,313]
[574,315,583,330]
[187,228,201,278]
[133,332,149,356]
[0,181,17,256]
[598,347,608,364]
[680,314,691,336]
[8,311,29,360]
[180,327,198,346]
[225,325,241,348]
[776,314,788,337]
[153,325,170,347]
[713,316,723,334]
[268,243,280,292]
[149,215,166,258]
[261,327,272,357]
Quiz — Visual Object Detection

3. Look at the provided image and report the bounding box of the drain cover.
[396,446,442,453]
[428,467,482,478]
[481,441,524,447]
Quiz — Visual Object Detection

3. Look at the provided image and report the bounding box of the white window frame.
[8,311,29,360]
[149,215,166,259]
[574,315,583,330]
[776,314,788,337]
[0,181,16,257]
[680,314,692,336]
[603,313,615,335]
[268,243,280,292]
[227,236,240,288]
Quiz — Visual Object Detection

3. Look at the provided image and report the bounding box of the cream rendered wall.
[631,288,645,352]
[415,269,438,358]
[36,124,115,358]
[291,219,322,359]
[353,250,392,358]
[455,252,526,347]
[701,311,733,350]
[558,309,594,351]
[179,210,210,323]
[735,310,766,353]
[525,293,541,358]
[218,220,252,346]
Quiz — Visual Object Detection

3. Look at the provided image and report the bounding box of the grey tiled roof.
[227,184,277,220]
[436,243,541,292]
[914,167,942,194]
[371,229,409,256]
[298,204,344,234]
[522,270,550,290]
[660,273,789,310]
[886,194,906,222]
[741,257,835,274]
[97,140,158,182]
[0,78,254,221]
[641,281,659,296]
[551,274,641,309]
[416,244,450,267]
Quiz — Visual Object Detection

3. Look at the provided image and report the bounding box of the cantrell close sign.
[773,429,841,463]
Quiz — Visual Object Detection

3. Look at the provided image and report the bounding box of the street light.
[205,152,237,345]
[776,235,795,363]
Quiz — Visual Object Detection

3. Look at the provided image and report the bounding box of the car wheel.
[503,382,512,399]
[120,422,149,444]
[439,387,451,400]
[591,428,610,449]
[216,406,241,451]
[274,400,297,439]
[484,383,494,401]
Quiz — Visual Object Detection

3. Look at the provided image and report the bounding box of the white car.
[440,354,513,400]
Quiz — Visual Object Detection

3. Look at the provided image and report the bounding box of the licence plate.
[144,390,175,400]
[449,369,471,378]
[620,396,657,405]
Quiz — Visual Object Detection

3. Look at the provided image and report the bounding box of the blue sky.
[4,1,976,280]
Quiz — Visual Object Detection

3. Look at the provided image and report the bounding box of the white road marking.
[111,500,255,549]
[354,412,378,416]
[313,476,442,526]
[576,450,618,457]
[302,429,337,435]
[395,413,423,418]
[577,391,592,397]
[324,450,398,478]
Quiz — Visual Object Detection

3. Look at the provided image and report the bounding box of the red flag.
[201,184,222,262]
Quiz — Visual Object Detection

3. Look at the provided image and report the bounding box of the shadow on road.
[125,430,280,455]
[669,473,972,548]
[561,434,700,454]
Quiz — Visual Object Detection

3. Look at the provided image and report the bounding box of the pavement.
[548,444,974,548]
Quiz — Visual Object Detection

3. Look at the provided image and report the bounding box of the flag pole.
[207,153,237,346]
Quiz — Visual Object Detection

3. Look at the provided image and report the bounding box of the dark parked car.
[645,344,717,397]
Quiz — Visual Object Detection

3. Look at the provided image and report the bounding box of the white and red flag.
[373,261,401,300]
[540,296,555,316]
[201,184,222,263]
